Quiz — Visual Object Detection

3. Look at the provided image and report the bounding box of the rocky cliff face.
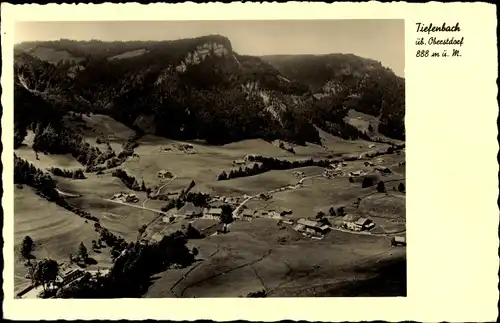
[176,41,231,73]
[14,35,404,145]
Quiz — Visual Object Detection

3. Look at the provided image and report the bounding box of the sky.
[15,20,404,77]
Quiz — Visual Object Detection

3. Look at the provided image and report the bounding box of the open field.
[145,218,405,298]
[14,115,405,298]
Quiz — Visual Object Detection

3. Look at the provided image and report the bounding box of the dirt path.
[179,248,272,297]
[142,176,177,208]
[55,188,82,198]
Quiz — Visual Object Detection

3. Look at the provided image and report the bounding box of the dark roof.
[355,217,371,225]
[178,202,202,215]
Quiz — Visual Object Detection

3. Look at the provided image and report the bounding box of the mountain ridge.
[14,35,405,151]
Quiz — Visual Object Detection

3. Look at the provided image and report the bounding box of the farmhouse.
[201,208,223,220]
[157,170,174,179]
[342,214,362,231]
[354,217,375,231]
[111,192,139,203]
[176,202,202,218]
[297,218,330,234]
[58,268,84,286]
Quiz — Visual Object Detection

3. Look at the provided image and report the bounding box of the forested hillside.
[263,54,405,140]
[14,35,405,151]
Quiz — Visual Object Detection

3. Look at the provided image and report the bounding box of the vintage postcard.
[1,2,498,322]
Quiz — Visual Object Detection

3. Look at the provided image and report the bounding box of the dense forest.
[264,54,405,140]
[14,35,405,148]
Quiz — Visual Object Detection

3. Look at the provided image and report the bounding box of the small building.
[268,211,282,219]
[318,225,331,234]
[354,217,375,231]
[368,144,376,148]
[58,268,84,286]
[283,220,294,225]
[392,236,406,246]
[297,218,329,234]
[157,170,174,179]
[278,208,293,216]
[364,161,374,167]
[111,192,139,203]
[206,208,223,216]
[162,216,173,223]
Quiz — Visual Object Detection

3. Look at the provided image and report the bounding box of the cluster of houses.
[110,192,139,203]
[209,195,243,205]
[159,143,195,154]
[341,214,375,232]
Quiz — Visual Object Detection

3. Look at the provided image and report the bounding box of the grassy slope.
[145,218,405,298]
[16,131,83,171]
[14,186,113,294]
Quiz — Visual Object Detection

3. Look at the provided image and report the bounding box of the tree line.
[56,231,195,298]
[48,167,86,179]
[217,156,331,181]
[14,155,99,222]
[111,169,147,192]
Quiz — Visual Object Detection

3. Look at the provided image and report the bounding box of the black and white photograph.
[12,19,406,299]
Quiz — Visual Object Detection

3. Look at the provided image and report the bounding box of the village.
[102,144,407,249]
[138,152,407,246]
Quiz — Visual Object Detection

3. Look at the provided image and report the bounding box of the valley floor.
[14,114,406,298]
